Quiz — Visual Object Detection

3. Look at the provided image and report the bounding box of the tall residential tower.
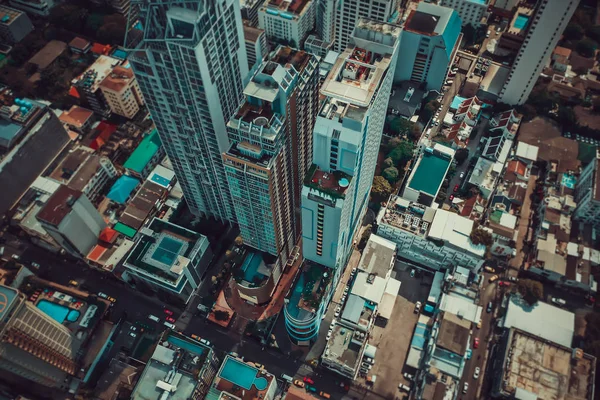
[223,46,319,262]
[499,0,579,105]
[126,0,249,220]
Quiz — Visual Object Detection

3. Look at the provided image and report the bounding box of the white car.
[460,171,465,179]
[31,262,40,268]
[414,301,422,314]
[463,382,469,394]
[473,367,480,379]
[403,372,414,380]
[98,292,108,299]
[334,306,341,317]
[326,330,332,340]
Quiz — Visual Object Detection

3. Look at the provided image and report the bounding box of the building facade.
[316,0,338,45]
[0,284,77,388]
[499,0,580,105]
[8,0,56,16]
[574,154,600,227]
[441,0,489,27]
[0,5,33,44]
[240,0,264,27]
[258,0,315,48]
[36,186,107,259]
[393,2,461,90]
[72,55,122,118]
[301,20,400,275]
[123,218,213,305]
[223,47,319,262]
[127,0,248,220]
[243,24,268,71]
[99,63,145,119]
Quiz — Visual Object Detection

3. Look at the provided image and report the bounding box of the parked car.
[487,301,494,313]
[463,382,469,394]
[306,385,317,393]
[459,171,465,179]
[107,296,116,303]
[410,269,415,278]
[334,306,341,317]
[68,280,78,287]
[293,380,305,388]
[509,276,518,282]
[326,330,332,340]
[303,377,315,385]
[319,392,331,399]
[403,372,414,380]
[31,262,41,268]
[414,301,422,314]
[449,194,455,201]
[164,309,174,316]
[191,334,200,340]
[486,30,491,37]
[200,338,211,346]
[473,367,480,379]
[488,275,499,283]
[97,292,108,299]
[476,319,482,329]
[453,184,459,192]
[484,266,495,273]
[552,297,566,306]
[473,338,480,349]
[165,316,175,323]
[398,383,411,392]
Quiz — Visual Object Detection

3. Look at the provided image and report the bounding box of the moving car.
[552,297,566,306]
[410,269,415,278]
[31,262,40,268]
[165,316,176,323]
[473,338,480,349]
[164,309,174,316]
[68,280,78,287]
[449,194,455,201]
[509,276,518,282]
[499,281,511,287]
[476,319,482,329]
[293,379,305,388]
[454,184,459,192]
[484,266,495,273]
[414,301,422,314]
[487,301,493,313]
[488,275,499,283]
[463,382,469,394]
[319,392,331,399]
[460,171,465,178]
[473,367,480,379]
[303,377,315,385]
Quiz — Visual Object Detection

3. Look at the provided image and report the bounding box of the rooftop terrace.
[213,356,275,400]
[323,324,365,370]
[304,164,352,200]
[264,0,312,16]
[379,196,436,237]
[287,262,332,318]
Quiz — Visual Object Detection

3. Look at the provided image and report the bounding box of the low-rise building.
[131,331,220,400]
[259,0,315,48]
[122,218,213,305]
[441,0,489,27]
[210,355,278,400]
[36,185,107,259]
[377,196,486,270]
[388,81,426,120]
[402,144,454,207]
[0,5,32,44]
[59,105,95,134]
[468,156,503,200]
[123,129,164,179]
[98,63,145,119]
[304,34,331,58]
[71,55,123,118]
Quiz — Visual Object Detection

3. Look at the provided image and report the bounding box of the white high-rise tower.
[499,0,579,105]
[126,0,249,220]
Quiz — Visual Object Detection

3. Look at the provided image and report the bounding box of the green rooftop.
[114,222,137,238]
[408,151,451,196]
[123,129,161,173]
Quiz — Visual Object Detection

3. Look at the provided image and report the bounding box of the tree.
[225,250,234,260]
[469,227,493,246]
[462,23,476,45]
[586,25,600,43]
[422,100,441,122]
[97,14,127,45]
[387,141,414,168]
[383,157,394,169]
[382,167,399,183]
[385,136,402,152]
[527,89,554,114]
[593,97,600,113]
[564,23,585,41]
[389,117,419,138]
[371,176,392,203]
[454,148,469,165]
[234,236,244,246]
[214,310,230,321]
[575,38,598,58]
[516,279,543,305]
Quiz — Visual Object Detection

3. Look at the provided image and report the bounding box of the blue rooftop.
[450,96,467,110]
[107,175,140,204]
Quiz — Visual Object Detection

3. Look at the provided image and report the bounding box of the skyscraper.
[333,0,399,53]
[316,0,338,45]
[499,0,579,105]
[126,0,249,220]
[302,19,400,274]
[0,284,77,387]
[223,46,320,262]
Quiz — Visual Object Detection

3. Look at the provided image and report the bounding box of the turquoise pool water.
[514,14,529,30]
[151,236,184,265]
[37,300,80,324]
[561,174,577,189]
[408,152,451,196]
[241,252,265,282]
[167,335,205,355]
[220,358,266,390]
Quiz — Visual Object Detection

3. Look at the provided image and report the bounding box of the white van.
[164,321,176,329]
[148,315,160,322]
[552,298,566,306]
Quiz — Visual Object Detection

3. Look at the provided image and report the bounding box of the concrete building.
[301,20,400,275]
[402,144,454,206]
[441,0,489,27]
[304,34,332,58]
[316,0,338,45]
[333,0,399,53]
[210,355,278,400]
[127,0,248,221]
[58,105,95,134]
[8,0,57,16]
[49,146,118,203]
[499,0,580,105]
[240,0,264,27]
[123,218,213,305]
[71,55,123,118]
[131,331,220,400]
[394,2,461,90]
[98,63,145,119]
[0,5,32,44]
[258,0,315,48]
[0,92,71,216]
[376,196,486,270]
[123,129,164,180]
[494,0,519,10]
[36,185,107,259]
[0,284,77,388]
[481,109,521,161]
[574,153,600,227]
[243,24,268,71]
[223,47,319,264]
[492,328,596,400]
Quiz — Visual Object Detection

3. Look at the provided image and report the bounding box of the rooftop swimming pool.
[37,300,80,324]
[561,173,577,189]
[240,252,265,282]
[151,236,184,265]
[167,335,205,356]
[514,14,529,30]
[219,357,268,391]
[408,151,451,196]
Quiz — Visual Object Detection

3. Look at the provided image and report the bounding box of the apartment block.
[0,5,32,44]
[243,23,268,71]
[241,0,264,26]
[574,152,600,227]
[98,63,145,119]
[258,0,315,47]
[224,47,319,263]
[301,20,400,274]
[71,55,123,118]
[394,2,461,90]
[441,0,489,27]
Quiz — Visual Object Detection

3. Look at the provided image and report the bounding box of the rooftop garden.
[298,263,332,311]
[304,164,352,200]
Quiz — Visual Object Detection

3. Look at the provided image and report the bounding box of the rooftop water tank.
[339,178,349,188]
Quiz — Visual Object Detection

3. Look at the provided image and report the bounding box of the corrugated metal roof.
[341,294,363,324]
[123,129,161,173]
